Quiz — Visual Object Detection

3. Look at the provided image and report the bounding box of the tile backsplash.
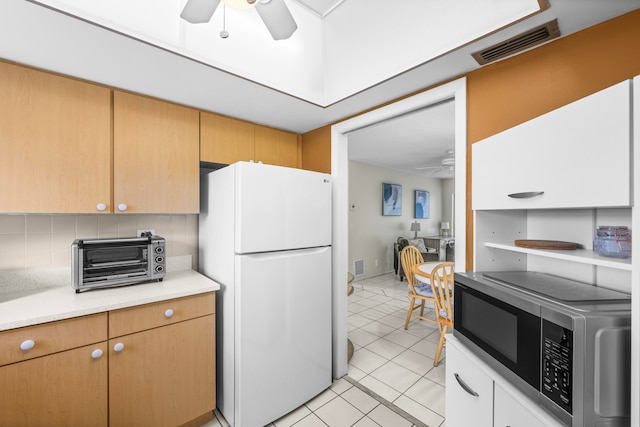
[0,214,198,271]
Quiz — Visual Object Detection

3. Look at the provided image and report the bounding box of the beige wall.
[348,161,453,279]
[0,214,198,271]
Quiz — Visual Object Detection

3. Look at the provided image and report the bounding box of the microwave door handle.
[454,373,479,397]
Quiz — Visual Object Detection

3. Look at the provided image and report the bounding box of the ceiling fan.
[415,150,455,175]
[180,0,298,40]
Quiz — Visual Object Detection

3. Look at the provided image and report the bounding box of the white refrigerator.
[199,161,332,427]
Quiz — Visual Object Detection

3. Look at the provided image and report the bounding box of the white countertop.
[0,263,220,331]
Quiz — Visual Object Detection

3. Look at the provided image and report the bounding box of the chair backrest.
[400,245,424,291]
[430,262,455,323]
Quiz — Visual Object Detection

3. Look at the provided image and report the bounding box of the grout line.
[342,375,430,427]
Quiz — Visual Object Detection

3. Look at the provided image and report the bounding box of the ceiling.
[1,0,638,177]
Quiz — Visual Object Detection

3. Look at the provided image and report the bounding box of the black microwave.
[453,271,631,427]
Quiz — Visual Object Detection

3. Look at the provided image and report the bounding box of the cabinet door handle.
[164,309,174,319]
[113,342,125,353]
[91,349,103,359]
[96,203,107,212]
[117,203,128,212]
[454,373,479,397]
[507,191,544,199]
[20,339,35,351]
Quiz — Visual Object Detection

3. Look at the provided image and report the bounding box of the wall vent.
[354,259,365,276]
[472,19,560,65]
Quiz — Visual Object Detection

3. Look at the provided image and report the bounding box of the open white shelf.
[485,242,633,271]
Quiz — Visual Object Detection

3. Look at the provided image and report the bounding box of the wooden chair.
[401,246,437,329]
[429,262,455,366]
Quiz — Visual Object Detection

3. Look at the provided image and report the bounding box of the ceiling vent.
[472,19,560,65]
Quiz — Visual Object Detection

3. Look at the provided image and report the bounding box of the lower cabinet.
[447,336,564,427]
[0,313,109,427]
[0,342,108,427]
[109,292,216,427]
[0,292,215,427]
[446,336,493,426]
[109,315,215,427]
[494,384,550,427]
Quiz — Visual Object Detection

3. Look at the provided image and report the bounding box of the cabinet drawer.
[0,313,107,366]
[109,292,215,338]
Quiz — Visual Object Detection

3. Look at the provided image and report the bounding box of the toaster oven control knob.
[117,203,128,212]
[20,340,35,351]
[164,309,174,319]
[154,246,164,254]
[155,265,165,273]
[113,342,125,353]
[91,349,103,359]
[96,203,107,212]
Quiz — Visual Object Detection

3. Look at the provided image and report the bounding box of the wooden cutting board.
[514,240,578,250]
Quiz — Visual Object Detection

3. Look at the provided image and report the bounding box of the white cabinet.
[473,80,631,211]
[472,78,634,294]
[447,337,564,427]
[494,384,552,427]
[467,76,639,426]
[446,336,493,427]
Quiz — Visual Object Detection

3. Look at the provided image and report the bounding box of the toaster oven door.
[80,238,150,284]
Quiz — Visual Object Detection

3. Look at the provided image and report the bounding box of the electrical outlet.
[137,229,156,237]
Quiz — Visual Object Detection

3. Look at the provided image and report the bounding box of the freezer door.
[235,162,331,253]
[234,247,332,427]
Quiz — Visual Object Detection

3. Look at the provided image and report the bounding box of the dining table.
[412,261,441,284]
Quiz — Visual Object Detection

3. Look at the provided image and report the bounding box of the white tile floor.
[205,272,446,427]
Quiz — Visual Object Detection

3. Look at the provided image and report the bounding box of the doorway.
[330,78,467,378]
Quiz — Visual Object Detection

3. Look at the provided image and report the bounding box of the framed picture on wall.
[382,183,402,216]
[415,190,430,219]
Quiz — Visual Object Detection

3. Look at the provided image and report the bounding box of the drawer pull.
[91,349,103,359]
[20,339,35,351]
[164,309,174,319]
[454,373,479,397]
[113,342,125,353]
[507,191,544,199]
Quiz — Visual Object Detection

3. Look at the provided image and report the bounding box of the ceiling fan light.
[221,0,257,10]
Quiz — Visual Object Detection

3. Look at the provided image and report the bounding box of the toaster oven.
[72,236,166,293]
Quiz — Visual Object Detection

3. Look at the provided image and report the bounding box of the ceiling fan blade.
[180,0,221,23]
[255,0,298,40]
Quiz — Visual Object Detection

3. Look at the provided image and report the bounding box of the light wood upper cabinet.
[114,91,200,213]
[200,111,301,168]
[255,124,301,168]
[0,61,111,213]
[201,112,254,164]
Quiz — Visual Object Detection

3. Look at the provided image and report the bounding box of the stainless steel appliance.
[454,271,631,427]
[72,235,166,293]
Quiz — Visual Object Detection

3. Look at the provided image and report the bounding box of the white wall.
[348,161,453,279]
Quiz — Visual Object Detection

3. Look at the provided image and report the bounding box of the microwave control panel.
[542,319,573,414]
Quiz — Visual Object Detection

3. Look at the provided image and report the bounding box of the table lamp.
[410,221,421,239]
[441,222,450,237]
